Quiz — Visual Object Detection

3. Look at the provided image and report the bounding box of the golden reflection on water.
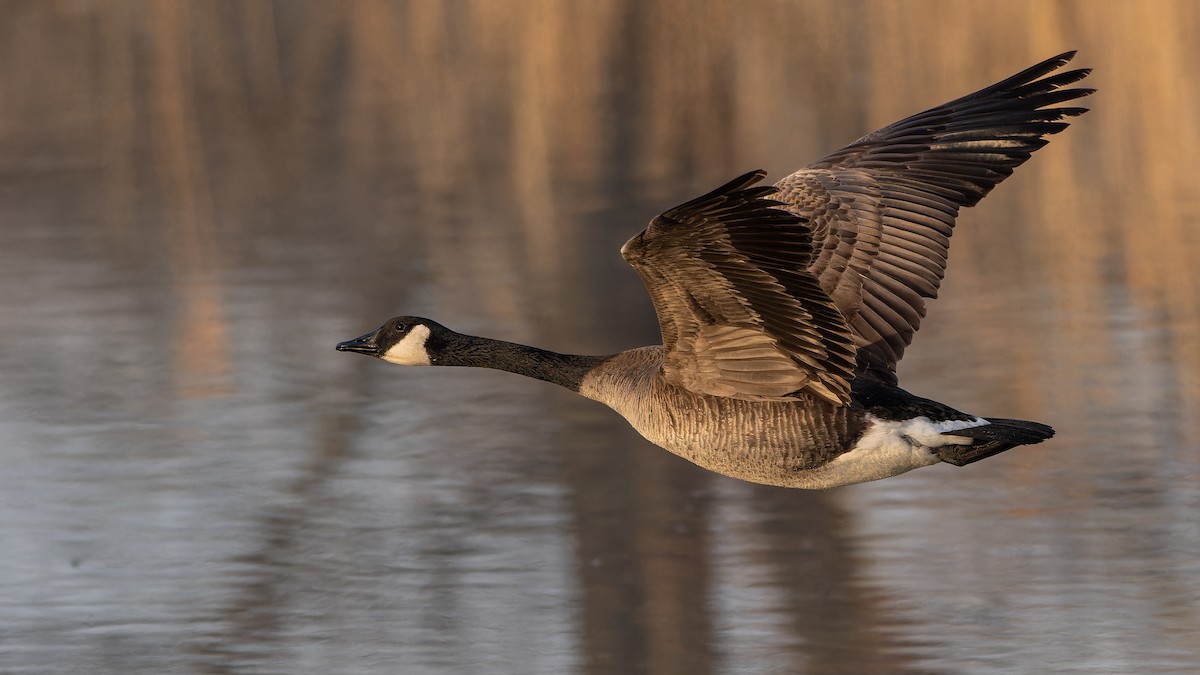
[1,1,1198,673]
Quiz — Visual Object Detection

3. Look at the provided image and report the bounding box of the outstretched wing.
[622,170,856,405]
[773,51,1094,382]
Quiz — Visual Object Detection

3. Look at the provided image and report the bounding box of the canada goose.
[338,52,1091,489]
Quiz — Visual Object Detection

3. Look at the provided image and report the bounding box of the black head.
[335,316,444,365]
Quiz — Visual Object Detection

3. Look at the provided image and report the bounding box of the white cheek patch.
[381,324,432,366]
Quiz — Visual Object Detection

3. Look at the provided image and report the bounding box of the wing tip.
[730,169,770,192]
[1037,49,1082,75]
[1049,49,1077,64]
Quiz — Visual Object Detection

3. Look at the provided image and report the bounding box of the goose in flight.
[337,52,1092,488]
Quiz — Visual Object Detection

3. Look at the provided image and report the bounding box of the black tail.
[934,418,1055,467]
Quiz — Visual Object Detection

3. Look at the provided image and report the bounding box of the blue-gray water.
[1,2,1198,673]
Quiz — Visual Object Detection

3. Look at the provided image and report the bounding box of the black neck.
[431,332,613,392]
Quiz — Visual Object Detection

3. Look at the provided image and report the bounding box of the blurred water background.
[1,1,1198,673]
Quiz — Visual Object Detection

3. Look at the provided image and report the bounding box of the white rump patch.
[897,415,988,446]
[382,324,432,366]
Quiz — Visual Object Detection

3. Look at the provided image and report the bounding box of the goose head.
[336,316,444,366]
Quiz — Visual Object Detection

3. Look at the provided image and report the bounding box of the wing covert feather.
[622,170,856,405]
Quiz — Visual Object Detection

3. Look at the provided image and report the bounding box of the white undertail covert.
[816,414,991,486]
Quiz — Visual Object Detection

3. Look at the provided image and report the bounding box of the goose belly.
[598,383,986,488]
[578,355,982,489]
[605,387,870,488]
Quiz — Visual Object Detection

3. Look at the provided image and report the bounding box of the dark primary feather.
[773,51,1094,382]
[621,170,858,405]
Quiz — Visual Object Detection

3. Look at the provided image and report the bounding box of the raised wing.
[622,170,856,405]
[773,51,1093,382]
